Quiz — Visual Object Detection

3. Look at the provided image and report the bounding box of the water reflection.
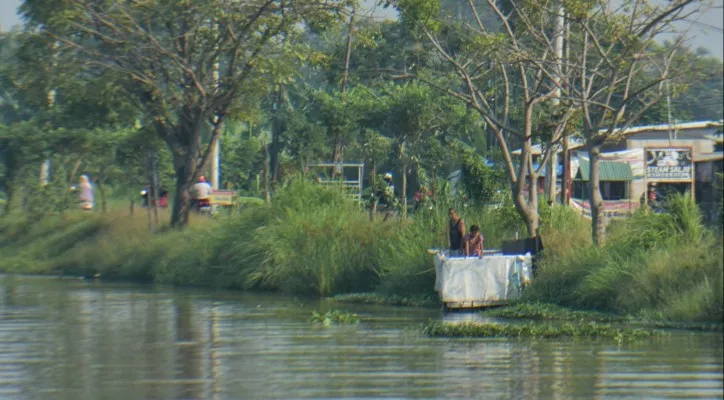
[0,275,721,399]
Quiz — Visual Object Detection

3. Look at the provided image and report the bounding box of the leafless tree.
[564,0,700,244]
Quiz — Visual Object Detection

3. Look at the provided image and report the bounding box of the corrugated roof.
[575,159,634,181]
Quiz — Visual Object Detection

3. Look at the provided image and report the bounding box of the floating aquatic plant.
[309,309,360,327]
[423,320,665,344]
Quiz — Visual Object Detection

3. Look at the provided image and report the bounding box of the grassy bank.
[0,179,522,297]
[0,179,721,324]
[526,195,723,323]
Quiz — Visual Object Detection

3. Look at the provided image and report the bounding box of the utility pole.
[546,2,565,205]
[41,42,59,187]
[334,4,356,177]
[211,22,221,191]
[562,15,571,205]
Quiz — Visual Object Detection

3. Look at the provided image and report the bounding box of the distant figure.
[141,186,169,208]
[448,208,466,255]
[464,225,485,258]
[640,183,659,211]
[78,175,94,211]
[413,185,433,211]
[378,172,398,221]
[191,176,213,212]
[158,188,169,208]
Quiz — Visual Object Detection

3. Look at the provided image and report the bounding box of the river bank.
[0,180,721,324]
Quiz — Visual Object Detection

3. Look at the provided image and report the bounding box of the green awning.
[575,159,633,181]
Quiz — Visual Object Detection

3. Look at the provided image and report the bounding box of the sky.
[1,0,722,58]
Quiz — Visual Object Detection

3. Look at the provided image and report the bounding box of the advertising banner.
[210,190,236,206]
[645,147,693,181]
[569,198,635,220]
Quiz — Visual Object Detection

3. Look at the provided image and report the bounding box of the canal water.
[0,275,721,399]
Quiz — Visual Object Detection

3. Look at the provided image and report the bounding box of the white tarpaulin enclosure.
[433,251,533,309]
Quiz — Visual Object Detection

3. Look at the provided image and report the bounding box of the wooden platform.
[444,300,507,309]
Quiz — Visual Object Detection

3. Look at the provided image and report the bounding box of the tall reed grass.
[526,194,723,322]
[1,180,720,322]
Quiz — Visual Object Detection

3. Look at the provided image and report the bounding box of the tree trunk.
[431,167,438,199]
[588,144,606,245]
[4,180,17,214]
[401,159,408,219]
[512,137,540,238]
[68,159,82,187]
[368,160,377,221]
[270,112,284,182]
[98,168,107,213]
[151,148,160,226]
[513,185,540,238]
[513,109,540,238]
[546,151,557,205]
[331,130,344,177]
[370,161,376,189]
[562,137,570,205]
[331,5,356,178]
[263,142,271,206]
[98,181,107,213]
[169,149,195,228]
[2,157,19,214]
[528,170,540,236]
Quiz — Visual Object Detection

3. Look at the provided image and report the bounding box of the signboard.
[645,147,693,181]
[210,190,236,206]
[570,198,635,220]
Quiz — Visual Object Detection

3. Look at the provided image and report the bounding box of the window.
[572,181,628,200]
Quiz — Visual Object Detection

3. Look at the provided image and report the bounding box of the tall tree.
[386,0,575,237]
[20,0,349,227]
[563,0,701,245]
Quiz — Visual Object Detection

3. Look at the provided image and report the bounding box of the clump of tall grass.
[217,179,452,296]
[527,193,723,322]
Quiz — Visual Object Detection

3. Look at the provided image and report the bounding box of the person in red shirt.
[464,225,484,258]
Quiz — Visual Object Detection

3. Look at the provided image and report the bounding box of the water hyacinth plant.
[309,309,361,327]
[423,320,664,343]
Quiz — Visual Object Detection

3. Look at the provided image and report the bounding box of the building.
[594,121,722,204]
[513,120,723,219]
[694,150,723,226]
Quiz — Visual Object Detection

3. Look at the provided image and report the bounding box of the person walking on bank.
[448,208,465,256]
[78,174,94,211]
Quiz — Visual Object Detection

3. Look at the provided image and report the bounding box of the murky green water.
[0,275,721,399]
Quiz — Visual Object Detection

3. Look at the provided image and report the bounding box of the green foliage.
[423,320,663,343]
[283,111,328,170]
[220,133,263,192]
[309,309,360,326]
[527,193,723,322]
[330,292,440,307]
[454,142,506,206]
[1,184,721,326]
[482,302,627,323]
